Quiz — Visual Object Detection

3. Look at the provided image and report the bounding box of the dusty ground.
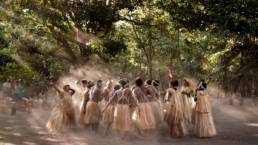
[1,97,258,145]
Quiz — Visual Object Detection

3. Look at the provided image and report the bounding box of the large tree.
[0,0,144,80]
[158,0,258,97]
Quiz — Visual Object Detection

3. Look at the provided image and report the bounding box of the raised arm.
[48,80,64,99]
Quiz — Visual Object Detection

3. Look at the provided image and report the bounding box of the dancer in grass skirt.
[46,82,76,133]
[193,80,216,138]
[79,81,94,125]
[181,79,194,124]
[145,80,162,126]
[165,80,186,138]
[132,78,156,136]
[104,80,135,138]
[102,80,115,134]
[84,80,103,132]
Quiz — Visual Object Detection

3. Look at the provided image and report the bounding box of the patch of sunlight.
[12,132,22,137]
[3,127,13,130]
[23,141,37,145]
[37,131,48,135]
[43,137,60,142]
[68,136,84,141]
[1,143,17,145]
[246,123,258,127]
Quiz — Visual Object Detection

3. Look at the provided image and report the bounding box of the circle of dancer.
[46,77,217,139]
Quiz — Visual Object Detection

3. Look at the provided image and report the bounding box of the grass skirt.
[78,103,86,124]
[163,102,170,122]
[132,103,156,130]
[84,101,101,124]
[193,91,216,137]
[102,105,114,124]
[193,111,216,137]
[150,101,162,125]
[166,106,187,137]
[46,98,75,133]
[181,95,192,122]
[113,104,132,131]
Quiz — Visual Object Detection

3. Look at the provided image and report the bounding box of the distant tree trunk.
[146,45,153,79]
[176,29,180,66]
[158,69,164,91]
[146,2,153,80]
[138,52,142,76]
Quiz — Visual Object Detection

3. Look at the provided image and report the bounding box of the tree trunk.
[146,1,153,80]
[147,46,153,79]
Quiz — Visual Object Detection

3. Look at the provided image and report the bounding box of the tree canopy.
[0,0,257,97]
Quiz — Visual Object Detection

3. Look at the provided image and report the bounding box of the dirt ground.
[0,97,258,145]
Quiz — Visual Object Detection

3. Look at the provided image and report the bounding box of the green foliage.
[0,62,37,82]
[158,0,258,96]
[0,0,257,97]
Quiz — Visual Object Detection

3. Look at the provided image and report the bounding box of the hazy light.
[246,123,258,127]
[13,132,22,137]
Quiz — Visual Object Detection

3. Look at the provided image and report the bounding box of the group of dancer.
[46,76,216,139]
[164,79,216,138]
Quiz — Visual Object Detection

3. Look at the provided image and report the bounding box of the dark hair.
[87,81,94,89]
[170,80,179,87]
[114,84,121,90]
[198,79,207,90]
[119,79,127,88]
[97,80,102,84]
[146,79,152,85]
[81,80,88,85]
[152,80,159,87]
[135,77,143,87]
[183,79,190,87]
[202,83,207,89]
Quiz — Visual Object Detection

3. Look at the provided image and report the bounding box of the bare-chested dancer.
[102,80,114,134]
[145,80,159,100]
[79,81,94,126]
[103,80,136,138]
[152,80,161,97]
[84,80,103,132]
[132,78,156,136]
[145,80,162,126]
